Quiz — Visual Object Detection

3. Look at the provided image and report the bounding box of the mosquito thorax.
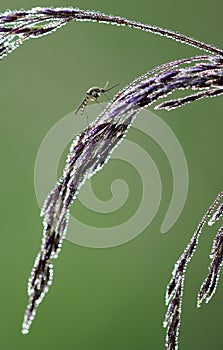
[87,87,101,99]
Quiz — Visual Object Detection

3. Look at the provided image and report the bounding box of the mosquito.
[74,81,120,116]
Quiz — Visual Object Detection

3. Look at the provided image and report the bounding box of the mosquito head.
[86,83,120,99]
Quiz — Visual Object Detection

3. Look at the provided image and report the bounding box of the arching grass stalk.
[0,6,223,350]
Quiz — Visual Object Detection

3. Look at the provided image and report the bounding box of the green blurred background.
[0,0,223,349]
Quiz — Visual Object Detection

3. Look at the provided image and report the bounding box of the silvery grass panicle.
[198,196,223,306]
[1,6,223,350]
[164,192,223,350]
[1,6,223,60]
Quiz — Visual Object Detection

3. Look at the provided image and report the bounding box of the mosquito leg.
[84,108,90,129]
[95,98,106,113]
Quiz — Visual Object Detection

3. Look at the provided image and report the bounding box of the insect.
[74,81,120,116]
